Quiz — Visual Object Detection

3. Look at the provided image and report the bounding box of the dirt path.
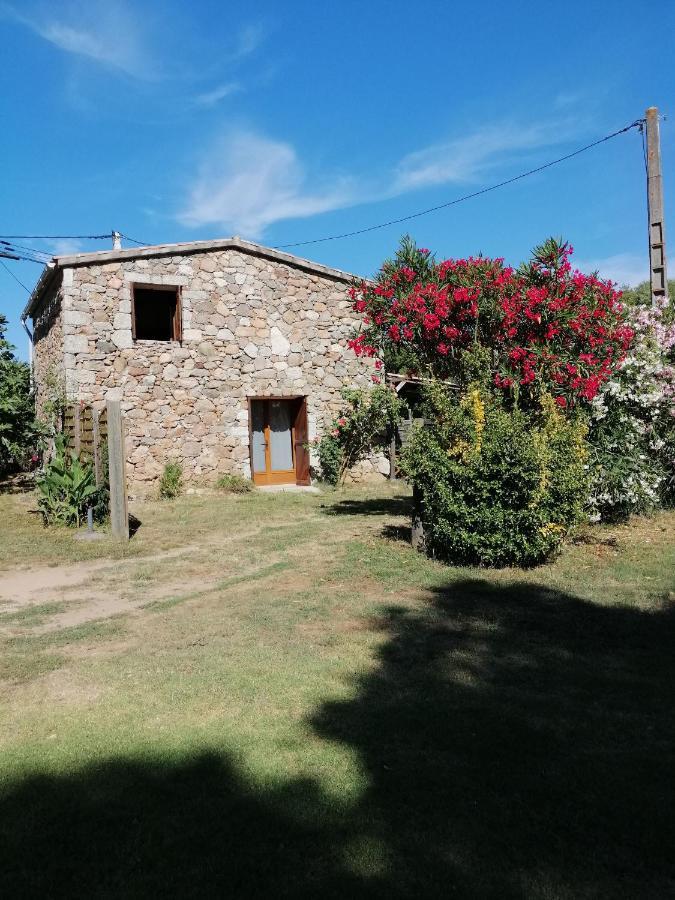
[0,505,399,635]
[0,546,202,612]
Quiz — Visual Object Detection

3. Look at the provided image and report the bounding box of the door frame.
[247,396,309,487]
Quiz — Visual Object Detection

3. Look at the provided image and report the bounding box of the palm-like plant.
[37,434,100,527]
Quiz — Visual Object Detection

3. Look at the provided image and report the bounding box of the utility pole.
[645,107,669,301]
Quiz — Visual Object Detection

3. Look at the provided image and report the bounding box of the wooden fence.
[62,401,128,540]
[62,404,108,486]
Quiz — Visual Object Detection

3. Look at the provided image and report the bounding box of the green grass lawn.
[0,483,674,898]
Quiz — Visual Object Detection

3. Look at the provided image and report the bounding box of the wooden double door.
[249,397,310,486]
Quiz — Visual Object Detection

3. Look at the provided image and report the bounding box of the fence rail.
[62,404,108,486]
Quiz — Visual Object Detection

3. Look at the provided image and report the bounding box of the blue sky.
[1,0,673,357]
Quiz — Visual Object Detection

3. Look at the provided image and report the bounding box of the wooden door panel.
[293,397,310,486]
[250,398,305,486]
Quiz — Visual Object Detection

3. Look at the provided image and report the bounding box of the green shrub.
[315,386,403,485]
[316,433,343,486]
[159,462,183,499]
[36,434,101,528]
[216,473,253,493]
[401,385,589,567]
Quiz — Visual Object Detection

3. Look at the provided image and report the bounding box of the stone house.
[23,237,383,492]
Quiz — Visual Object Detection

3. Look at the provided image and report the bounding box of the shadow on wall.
[2,580,674,898]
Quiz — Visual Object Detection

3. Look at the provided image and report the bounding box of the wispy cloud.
[230,23,265,61]
[193,82,242,107]
[178,132,356,236]
[574,253,648,287]
[46,239,85,257]
[392,121,576,193]
[1,1,157,78]
[178,118,582,239]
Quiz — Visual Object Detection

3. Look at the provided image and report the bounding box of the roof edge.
[23,237,360,321]
[21,263,59,322]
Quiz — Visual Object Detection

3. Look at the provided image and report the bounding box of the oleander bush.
[587,291,675,520]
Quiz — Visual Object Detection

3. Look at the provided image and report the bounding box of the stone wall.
[40,246,384,492]
[32,279,65,420]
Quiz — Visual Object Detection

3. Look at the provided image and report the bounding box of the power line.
[3,253,48,266]
[0,259,32,293]
[0,245,51,265]
[273,119,645,250]
[0,233,111,240]
[0,119,646,257]
[0,241,51,259]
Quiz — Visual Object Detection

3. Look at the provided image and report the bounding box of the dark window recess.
[132,287,181,341]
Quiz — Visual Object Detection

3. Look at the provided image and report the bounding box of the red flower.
[555,396,567,409]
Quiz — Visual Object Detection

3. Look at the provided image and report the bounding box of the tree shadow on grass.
[2,579,674,898]
[323,494,414,518]
[0,753,369,899]
[312,579,675,898]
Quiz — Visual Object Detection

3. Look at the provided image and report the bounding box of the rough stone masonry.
[28,238,387,493]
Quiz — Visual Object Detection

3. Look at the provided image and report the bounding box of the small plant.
[159,461,183,499]
[36,433,101,528]
[216,473,253,493]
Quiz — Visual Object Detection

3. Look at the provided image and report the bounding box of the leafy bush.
[159,462,183,499]
[401,385,588,566]
[0,314,40,477]
[587,294,675,520]
[36,434,101,528]
[314,386,404,484]
[216,473,253,493]
[315,433,343,486]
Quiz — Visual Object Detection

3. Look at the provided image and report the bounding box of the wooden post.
[389,430,397,481]
[92,409,102,486]
[73,405,81,457]
[645,107,669,301]
[388,376,398,481]
[106,400,129,540]
[411,484,426,552]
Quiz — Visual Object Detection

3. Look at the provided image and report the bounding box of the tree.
[0,314,39,477]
